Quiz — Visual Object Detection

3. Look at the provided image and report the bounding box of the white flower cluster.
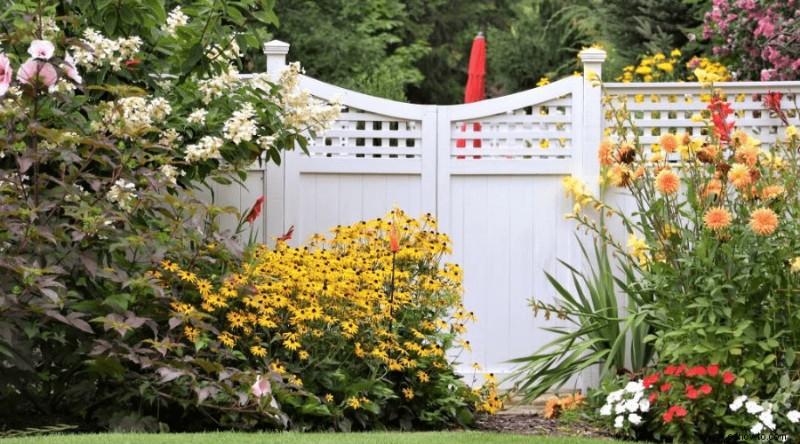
[159,128,182,148]
[277,62,341,134]
[71,28,142,71]
[107,179,136,212]
[41,17,60,39]
[65,184,90,203]
[160,164,183,186]
[197,65,240,104]
[206,39,241,62]
[222,103,257,144]
[185,136,224,163]
[187,109,208,125]
[730,396,795,436]
[599,380,650,429]
[96,96,171,137]
[257,135,276,151]
[162,6,189,38]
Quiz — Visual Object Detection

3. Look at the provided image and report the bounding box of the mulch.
[475,413,617,439]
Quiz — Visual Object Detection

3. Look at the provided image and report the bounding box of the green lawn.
[1,431,639,444]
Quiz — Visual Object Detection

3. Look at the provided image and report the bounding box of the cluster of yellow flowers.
[616,49,731,83]
[543,393,586,419]
[158,208,500,416]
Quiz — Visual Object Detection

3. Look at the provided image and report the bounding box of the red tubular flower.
[664,365,676,375]
[764,91,789,125]
[707,364,719,377]
[660,383,672,392]
[674,364,687,376]
[389,223,400,253]
[649,392,659,403]
[686,385,699,399]
[699,384,712,395]
[674,406,687,417]
[277,225,294,241]
[245,196,265,223]
[708,95,735,143]
[663,412,674,423]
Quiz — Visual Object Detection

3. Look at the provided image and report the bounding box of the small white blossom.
[759,410,776,430]
[614,415,624,429]
[160,164,182,186]
[628,413,642,425]
[606,389,624,404]
[745,401,764,415]
[638,400,650,413]
[624,399,639,413]
[107,179,136,212]
[257,135,276,150]
[162,6,189,37]
[599,403,613,416]
[730,395,748,412]
[751,422,764,434]
[624,381,644,394]
[787,410,800,423]
[615,403,626,414]
[146,97,172,123]
[197,65,240,104]
[187,109,208,125]
[185,136,224,163]
[222,103,257,144]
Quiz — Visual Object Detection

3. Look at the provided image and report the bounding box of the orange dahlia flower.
[655,169,680,195]
[703,207,732,231]
[749,208,778,236]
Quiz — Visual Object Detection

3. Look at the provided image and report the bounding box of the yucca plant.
[508,229,655,402]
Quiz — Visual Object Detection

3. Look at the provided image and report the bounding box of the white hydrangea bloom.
[146,97,172,123]
[197,65,240,104]
[162,6,189,37]
[160,164,182,186]
[187,109,208,125]
[185,136,224,163]
[223,103,257,144]
[107,179,136,212]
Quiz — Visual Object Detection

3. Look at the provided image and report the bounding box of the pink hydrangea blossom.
[0,54,11,96]
[17,59,58,88]
[27,40,55,60]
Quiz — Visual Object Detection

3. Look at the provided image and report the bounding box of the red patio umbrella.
[457,32,486,159]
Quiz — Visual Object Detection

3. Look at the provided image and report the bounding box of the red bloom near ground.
[722,371,735,384]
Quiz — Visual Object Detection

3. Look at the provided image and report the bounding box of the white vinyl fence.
[206,40,800,389]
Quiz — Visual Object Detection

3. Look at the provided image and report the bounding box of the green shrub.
[156,209,500,431]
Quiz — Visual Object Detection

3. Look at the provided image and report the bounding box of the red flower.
[125,59,142,72]
[722,371,735,384]
[674,406,687,417]
[699,384,712,395]
[685,385,699,399]
[663,412,674,423]
[686,365,707,377]
[660,383,672,392]
[643,372,661,388]
[706,364,719,377]
[664,365,676,375]
[649,392,659,403]
[708,95,735,143]
[277,225,294,241]
[245,196,265,223]
[674,364,687,376]
[388,223,400,253]
[764,91,789,125]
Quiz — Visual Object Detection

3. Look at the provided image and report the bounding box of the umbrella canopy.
[457,32,486,158]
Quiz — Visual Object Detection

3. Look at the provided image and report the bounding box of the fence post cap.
[263,40,291,55]
[578,48,607,63]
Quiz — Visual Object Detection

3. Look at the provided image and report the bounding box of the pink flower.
[27,40,55,60]
[0,54,11,96]
[17,59,57,88]
[251,374,270,398]
[62,53,82,84]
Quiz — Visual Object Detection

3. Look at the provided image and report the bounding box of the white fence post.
[264,40,290,73]
[578,48,606,197]
[263,40,291,241]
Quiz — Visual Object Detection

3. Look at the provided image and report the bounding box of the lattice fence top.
[449,94,574,160]
[310,105,423,160]
[604,82,800,149]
